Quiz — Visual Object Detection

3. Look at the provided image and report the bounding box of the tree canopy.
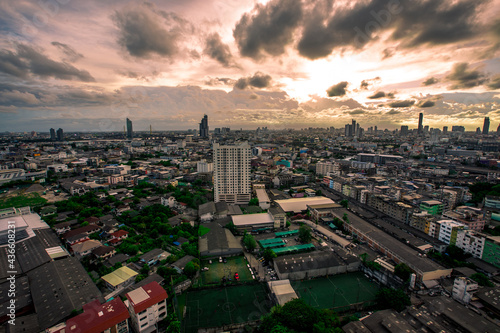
[298,225,312,243]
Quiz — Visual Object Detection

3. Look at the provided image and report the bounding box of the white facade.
[437,220,466,245]
[197,160,213,173]
[316,162,340,176]
[456,230,485,259]
[213,142,251,204]
[452,277,478,304]
[126,283,168,333]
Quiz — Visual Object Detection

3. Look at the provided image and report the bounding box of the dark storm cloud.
[0,44,94,82]
[447,62,487,89]
[233,0,303,60]
[368,91,394,99]
[422,77,439,86]
[51,42,84,62]
[488,75,500,90]
[349,109,366,115]
[388,100,415,108]
[234,72,272,90]
[112,6,181,58]
[326,81,348,97]
[417,100,435,108]
[297,0,486,60]
[204,33,236,68]
[386,109,401,115]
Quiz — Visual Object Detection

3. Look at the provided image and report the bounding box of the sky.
[1,0,500,133]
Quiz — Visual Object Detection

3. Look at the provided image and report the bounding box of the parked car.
[219,257,223,263]
[235,273,239,280]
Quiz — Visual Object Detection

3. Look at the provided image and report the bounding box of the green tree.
[375,288,410,312]
[394,263,413,282]
[342,213,349,223]
[184,260,199,277]
[470,273,494,287]
[249,198,259,206]
[243,233,257,252]
[340,199,349,208]
[263,248,277,263]
[359,253,368,263]
[298,225,312,243]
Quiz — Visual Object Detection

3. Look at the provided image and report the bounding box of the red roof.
[111,230,129,238]
[65,299,130,333]
[125,281,168,314]
[62,225,101,239]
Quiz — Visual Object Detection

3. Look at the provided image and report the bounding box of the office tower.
[424,125,429,133]
[374,125,378,132]
[126,118,133,139]
[417,113,423,135]
[497,124,500,135]
[476,127,482,134]
[400,125,409,136]
[452,126,465,132]
[213,142,251,204]
[199,114,209,138]
[50,128,56,140]
[443,126,448,133]
[483,117,490,135]
[56,128,63,141]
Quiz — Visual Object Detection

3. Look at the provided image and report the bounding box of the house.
[125,281,168,333]
[102,266,139,290]
[53,221,71,235]
[48,298,130,333]
[172,255,195,274]
[65,233,90,246]
[139,249,171,267]
[84,216,100,225]
[92,245,116,260]
[108,230,129,246]
[71,239,101,257]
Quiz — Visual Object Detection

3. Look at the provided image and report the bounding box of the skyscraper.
[199,114,209,138]
[417,113,423,135]
[213,142,251,204]
[483,117,490,135]
[56,128,64,141]
[400,125,409,136]
[443,126,448,133]
[126,118,133,139]
[50,128,56,140]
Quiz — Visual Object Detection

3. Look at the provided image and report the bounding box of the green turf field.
[181,283,271,333]
[199,256,254,284]
[291,272,379,311]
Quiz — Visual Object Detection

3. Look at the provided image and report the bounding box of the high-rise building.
[126,118,133,139]
[483,117,490,135]
[452,125,465,132]
[199,114,209,138]
[213,142,251,204]
[56,128,64,141]
[443,126,448,133]
[417,113,423,135]
[50,128,56,140]
[400,125,409,136]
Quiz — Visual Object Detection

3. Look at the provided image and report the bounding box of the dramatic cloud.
[204,33,236,68]
[386,109,401,115]
[112,6,183,59]
[326,81,348,97]
[423,77,439,86]
[234,72,272,90]
[368,91,394,99]
[488,75,500,90]
[297,0,487,60]
[417,100,435,108]
[233,0,303,60]
[0,44,94,82]
[360,77,381,90]
[205,77,236,86]
[51,42,84,62]
[447,62,487,89]
[388,100,415,108]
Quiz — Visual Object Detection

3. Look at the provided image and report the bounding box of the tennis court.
[199,256,253,284]
[181,283,271,333]
[291,272,379,311]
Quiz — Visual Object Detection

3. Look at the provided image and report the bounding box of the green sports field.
[291,272,379,311]
[199,256,254,285]
[181,283,271,333]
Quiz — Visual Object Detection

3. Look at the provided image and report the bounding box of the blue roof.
[173,241,181,246]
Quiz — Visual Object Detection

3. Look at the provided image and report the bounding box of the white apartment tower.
[213,141,251,204]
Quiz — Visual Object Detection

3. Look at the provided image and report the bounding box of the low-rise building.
[437,220,467,245]
[102,266,139,290]
[125,281,168,333]
[452,277,478,304]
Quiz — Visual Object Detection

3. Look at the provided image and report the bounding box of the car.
[223,258,227,263]
[235,273,239,280]
[209,260,212,264]
[219,257,223,263]
[202,267,209,271]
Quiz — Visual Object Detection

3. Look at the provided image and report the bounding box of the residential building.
[437,220,467,245]
[102,266,139,290]
[197,160,213,173]
[420,200,444,216]
[452,277,478,304]
[126,281,168,333]
[56,128,64,141]
[442,206,485,231]
[50,128,56,140]
[456,230,485,259]
[213,142,251,204]
[315,161,340,176]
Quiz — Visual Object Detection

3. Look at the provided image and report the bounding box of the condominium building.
[213,142,251,204]
[456,230,485,259]
[126,281,168,333]
[437,220,467,245]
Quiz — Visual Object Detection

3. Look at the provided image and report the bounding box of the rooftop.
[275,196,335,213]
[125,281,168,314]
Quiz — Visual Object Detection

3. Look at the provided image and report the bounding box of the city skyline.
[1,0,500,132]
